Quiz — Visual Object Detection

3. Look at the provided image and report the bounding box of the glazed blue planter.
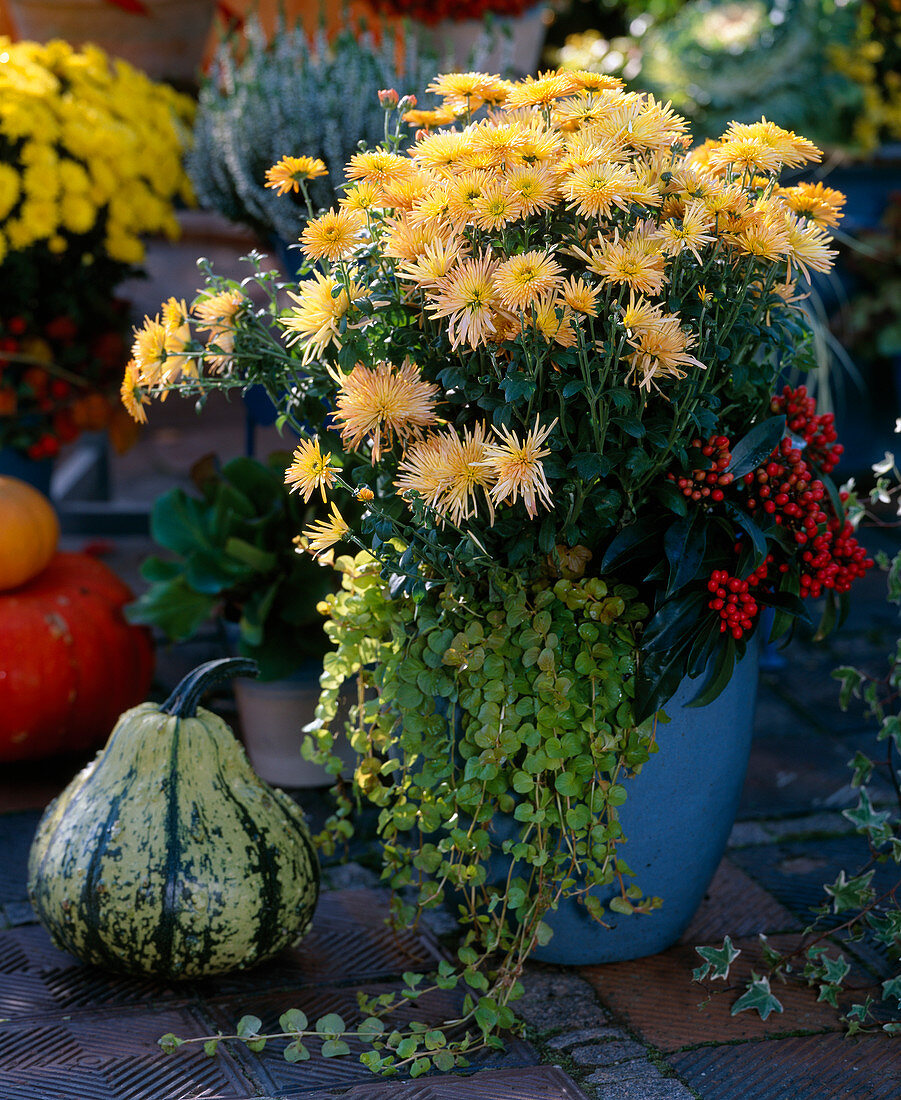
[0,447,54,496]
[518,647,760,965]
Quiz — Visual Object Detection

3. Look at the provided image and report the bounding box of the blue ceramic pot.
[0,447,54,496]
[519,646,759,965]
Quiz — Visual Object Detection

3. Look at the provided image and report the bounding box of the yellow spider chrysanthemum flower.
[345,149,415,187]
[410,129,475,171]
[776,181,846,229]
[120,360,150,424]
[427,252,501,349]
[383,215,446,262]
[340,181,384,214]
[281,273,361,363]
[658,200,715,263]
[300,207,364,263]
[396,423,495,527]
[427,72,509,113]
[782,214,837,281]
[721,119,822,171]
[494,250,565,312]
[160,296,195,383]
[402,107,458,129]
[707,137,783,178]
[627,317,705,391]
[581,228,666,297]
[131,315,168,387]
[526,293,578,348]
[332,359,440,461]
[620,291,668,337]
[299,502,351,559]
[564,162,642,220]
[285,437,336,503]
[504,164,560,216]
[446,170,493,228]
[565,71,624,95]
[193,288,244,372]
[478,417,557,519]
[503,71,579,110]
[265,155,328,195]
[728,213,790,263]
[468,119,528,169]
[472,182,522,232]
[560,275,600,316]
[397,239,468,289]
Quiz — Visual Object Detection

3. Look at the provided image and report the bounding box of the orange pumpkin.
[0,476,60,591]
[0,552,155,762]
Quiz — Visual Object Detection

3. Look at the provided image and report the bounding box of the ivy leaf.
[882,975,901,1004]
[693,936,740,981]
[824,869,875,913]
[731,974,784,1020]
[726,416,786,479]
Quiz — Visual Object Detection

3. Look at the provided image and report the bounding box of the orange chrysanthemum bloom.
[332,359,440,461]
[402,107,458,129]
[526,293,578,348]
[131,315,168,388]
[397,239,468,290]
[300,207,364,263]
[565,71,624,94]
[721,119,822,171]
[340,181,384,214]
[560,275,600,316]
[265,155,328,195]
[472,182,522,231]
[410,129,475,171]
[427,71,509,113]
[782,214,837,281]
[581,226,666,296]
[658,200,715,262]
[504,164,560,216]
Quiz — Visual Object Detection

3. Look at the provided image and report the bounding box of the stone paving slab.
[678,858,799,943]
[582,935,854,1051]
[667,1032,901,1100]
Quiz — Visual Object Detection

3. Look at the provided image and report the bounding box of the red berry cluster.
[770,385,843,474]
[707,565,767,638]
[742,436,828,545]
[668,434,734,502]
[797,514,874,598]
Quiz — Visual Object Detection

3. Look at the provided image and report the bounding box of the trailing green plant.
[125,452,340,680]
[692,450,901,1033]
[188,13,437,242]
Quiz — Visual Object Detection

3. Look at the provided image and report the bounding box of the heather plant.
[188,14,437,243]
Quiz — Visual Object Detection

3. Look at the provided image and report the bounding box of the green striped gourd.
[27,657,320,979]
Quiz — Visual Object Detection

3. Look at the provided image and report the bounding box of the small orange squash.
[0,476,60,591]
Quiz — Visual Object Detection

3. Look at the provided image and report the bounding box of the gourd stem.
[160,657,259,718]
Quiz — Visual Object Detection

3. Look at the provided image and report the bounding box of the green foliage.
[126,453,339,679]
[189,16,437,241]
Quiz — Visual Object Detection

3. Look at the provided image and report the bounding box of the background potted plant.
[0,36,195,488]
[188,12,437,253]
[124,69,873,1071]
[3,0,217,89]
[124,451,353,787]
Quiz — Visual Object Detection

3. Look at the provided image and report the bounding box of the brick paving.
[0,217,898,1096]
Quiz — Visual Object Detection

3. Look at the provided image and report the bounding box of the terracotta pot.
[410,3,549,78]
[5,0,216,86]
[234,665,357,788]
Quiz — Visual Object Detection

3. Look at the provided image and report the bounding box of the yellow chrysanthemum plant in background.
[133,71,874,1070]
[0,37,194,459]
